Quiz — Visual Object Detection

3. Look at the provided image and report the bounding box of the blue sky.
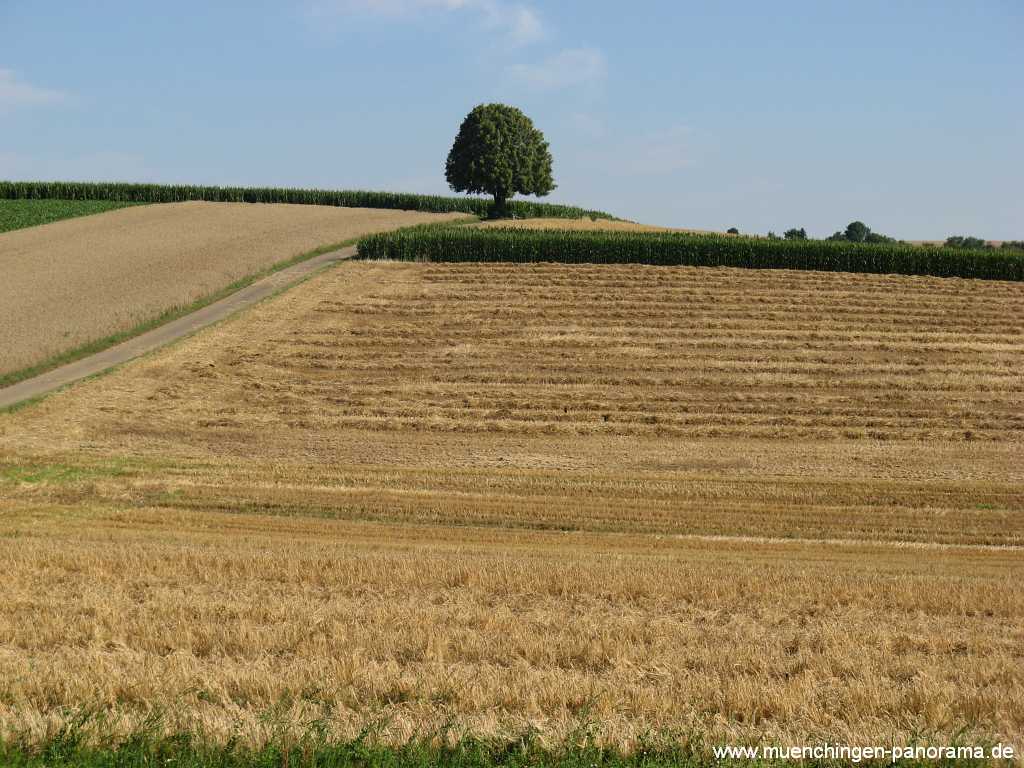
[2,1,1021,238]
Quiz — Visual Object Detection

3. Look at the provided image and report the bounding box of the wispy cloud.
[506,47,606,91]
[631,125,695,174]
[312,0,544,46]
[0,70,67,110]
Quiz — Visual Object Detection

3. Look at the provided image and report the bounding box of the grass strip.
[356,226,1024,281]
[0,730,1005,768]
[0,199,142,233]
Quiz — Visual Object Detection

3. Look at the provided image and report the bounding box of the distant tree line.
[826,221,894,244]
[759,221,893,242]
[944,236,1024,251]
[746,222,1024,251]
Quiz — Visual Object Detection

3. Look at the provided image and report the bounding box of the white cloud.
[0,69,67,109]
[484,2,542,46]
[312,0,544,46]
[506,47,606,91]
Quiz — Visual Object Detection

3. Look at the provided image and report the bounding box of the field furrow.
[1,259,1022,748]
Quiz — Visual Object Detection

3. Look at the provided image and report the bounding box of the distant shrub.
[864,231,895,243]
[844,221,870,242]
[827,221,894,243]
[945,235,990,249]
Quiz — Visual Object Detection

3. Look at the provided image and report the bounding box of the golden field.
[0,201,462,376]
[0,260,1022,748]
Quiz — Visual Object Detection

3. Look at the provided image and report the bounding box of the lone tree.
[844,221,870,243]
[445,103,555,217]
[784,227,807,240]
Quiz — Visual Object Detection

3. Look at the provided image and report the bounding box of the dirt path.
[0,245,355,410]
[0,201,458,376]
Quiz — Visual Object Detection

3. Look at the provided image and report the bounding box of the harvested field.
[0,261,1022,748]
[0,201,463,377]
[1,505,1021,749]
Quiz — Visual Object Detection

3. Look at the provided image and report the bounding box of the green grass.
[0,199,141,233]
[0,180,615,221]
[356,225,1024,281]
[0,459,134,485]
[0,727,1005,768]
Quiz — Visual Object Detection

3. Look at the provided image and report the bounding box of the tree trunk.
[492,190,508,219]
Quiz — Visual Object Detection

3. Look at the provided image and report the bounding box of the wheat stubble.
[0,261,1021,747]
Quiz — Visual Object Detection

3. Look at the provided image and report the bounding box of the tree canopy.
[826,221,894,244]
[945,235,989,249]
[445,104,555,217]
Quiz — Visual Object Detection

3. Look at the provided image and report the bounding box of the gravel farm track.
[0,243,356,410]
[0,201,463,379]
[1,253,1022,749]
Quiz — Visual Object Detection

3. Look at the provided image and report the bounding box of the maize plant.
[0,181,613,221]
[356,226,1024,281]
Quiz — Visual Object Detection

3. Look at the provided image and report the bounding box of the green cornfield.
[356,226,1024,281]
[0,199,142,234]
[0,181,613,221]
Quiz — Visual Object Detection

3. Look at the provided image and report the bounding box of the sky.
[1,1,1021,239]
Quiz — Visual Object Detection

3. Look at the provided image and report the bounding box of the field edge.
[0,236,364,394]
[0,199,146,234]
[0,726,1008,768]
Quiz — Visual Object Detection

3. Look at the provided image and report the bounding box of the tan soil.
[0,201,462,376]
